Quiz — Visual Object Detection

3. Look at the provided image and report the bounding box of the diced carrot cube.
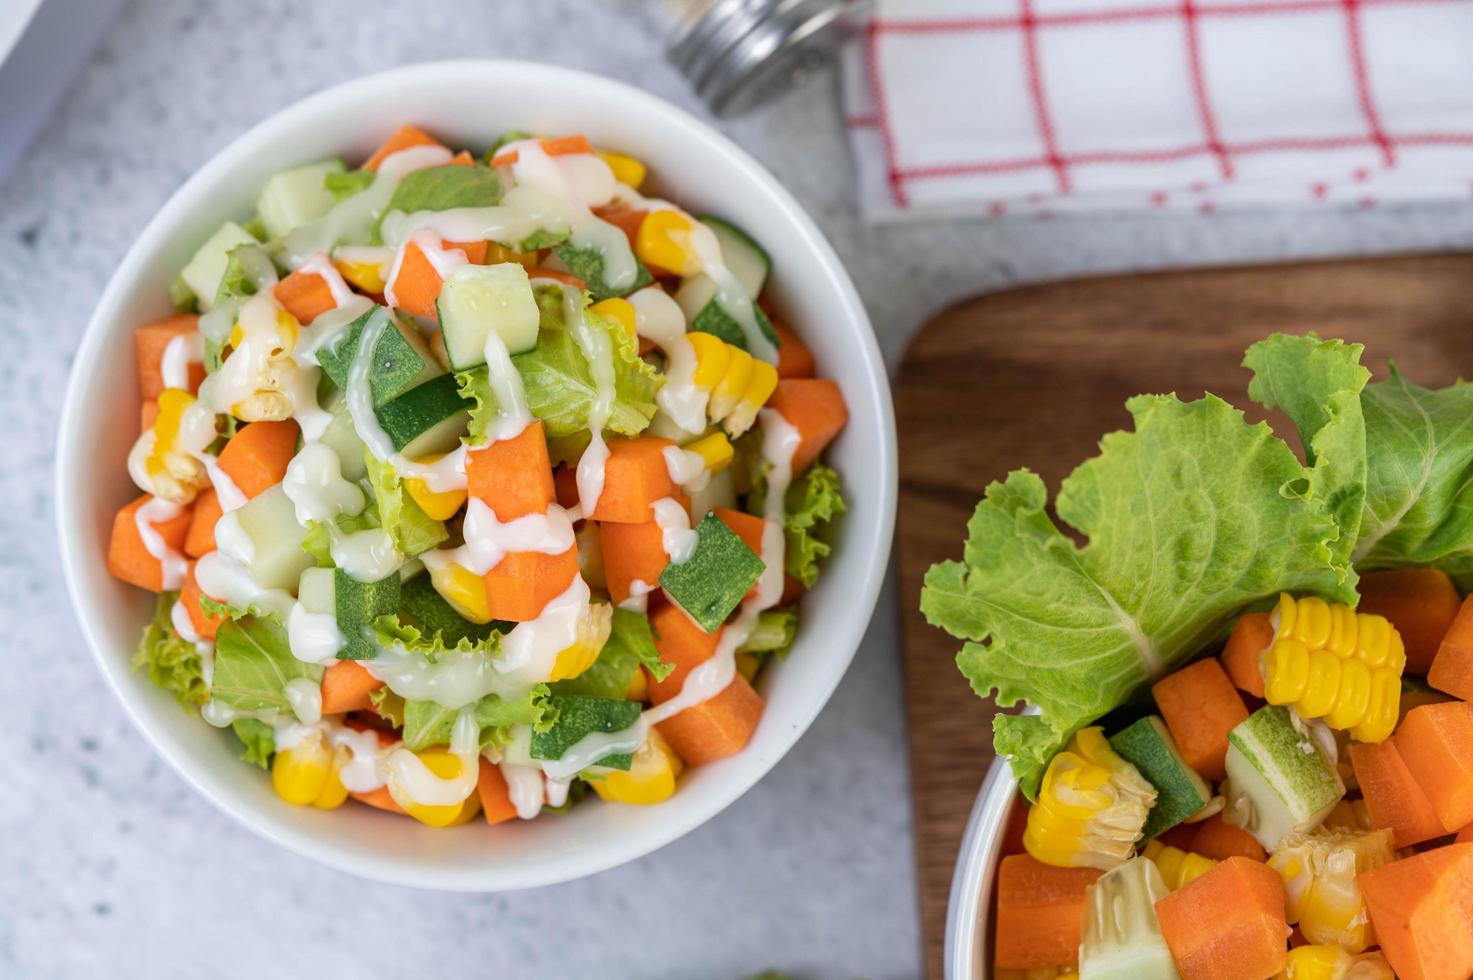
[1429,594,1473,701]
[655,673,764,766]
[184,488,222,558]
[482,546,579,623]
[1358,843,1473,980]
[1151,658,1248,783]
[595,208,647,248]
[135,314,204,400]
[350,785,406,814]
[553,464,580,511]
[588,436,676,523]
[1351,739,1450,849]
[106,494,192,592]
[993,854,1100,971]
[477,757,520,825]
[218,419,299,499]
[598,519,669,605]
[273,269,339,325]
[178,563,225,640]
[647,602,721,704]
[1358,567,1463,675]
[1190,813,1268,862]
[320,660,384,715]
[766,378,848,473]
[466,421,554,522]
[773,322,815,379]
[490,135,592,167]
[363,124,444,171]
[141,399,159,433]
[1394,702,1473,832]
[1220,611,1272,698]
[1155,857,1289,980]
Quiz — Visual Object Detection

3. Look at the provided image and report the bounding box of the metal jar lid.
[665,0,870,116]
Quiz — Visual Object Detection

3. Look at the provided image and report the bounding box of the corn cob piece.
[1264,594,1404,743]
[1141,840,1218,891]
[686,331,778,437]
[1267,827,1394,951]
[1024,727,1156,871]
[1279,945,1394,980]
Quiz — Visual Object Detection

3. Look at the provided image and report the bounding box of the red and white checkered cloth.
[843,0,1473,219]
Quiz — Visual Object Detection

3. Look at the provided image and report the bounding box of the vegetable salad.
[924,335,1473,980]
[110,125,849,827]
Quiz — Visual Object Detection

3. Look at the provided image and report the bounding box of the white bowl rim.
[945,757,1017,980]
[55,58,897,890]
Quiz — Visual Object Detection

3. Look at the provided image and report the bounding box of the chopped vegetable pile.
[926,335,1473,980]
[109,124,850,828]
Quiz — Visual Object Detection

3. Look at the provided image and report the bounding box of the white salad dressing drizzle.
[631,287,707,435]
[686,221,777,365]
[282,442,364,525]
[502,761,546,819]
[334,725,386,793]
[170,598,216,686]
[663,444,711,494]
[286,602,346,665]
[296,252,358,308]
[650,497,698,564]
[383,705,480,808]
[134,497,188,591]
[565,285,618,515]
[160,333,203,392]
[284,676,324,725]
[384,230,470,309]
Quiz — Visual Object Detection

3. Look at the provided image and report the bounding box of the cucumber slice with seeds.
[1224,705,1344,851]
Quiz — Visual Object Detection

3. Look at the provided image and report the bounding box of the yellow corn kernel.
[1263,594,1404,742]
[229,309,299,356]
[1323,798,1375,833]
[688,331,731,390]
[145,389,207,499]
[1280,945,1394,980]
[402,453,469,520]
[1023,727,1156,871]
[333,258,388,295]
[547,600,613,682]
[484,242,540,270]
[683,431,734,474]
[592,729,683,805]
[1268,828,1393,951]
[590,297,638,340]
[272,732,346,808]
[625,666,649,702]
[598,150,647,189]
[708,347,754,421]
[1141,840,1218,891]
[635,209,701,277]
[735,651,760,683]
[722,358,779,436]
[428,561,493,624]
[397,750,483,828]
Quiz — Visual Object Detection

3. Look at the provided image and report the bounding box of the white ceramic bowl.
[56,60,895,890]
[946,759,1026,979]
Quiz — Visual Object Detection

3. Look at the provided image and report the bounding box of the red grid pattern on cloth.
[860,0,1473,208]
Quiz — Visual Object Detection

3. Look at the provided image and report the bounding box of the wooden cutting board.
[895,252,1473,979]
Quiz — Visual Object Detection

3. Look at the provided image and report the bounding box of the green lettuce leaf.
[739,608,797,657]
[301,506,384,568]
[782,464,845,588]
[551,607,671,699]
[325,167,375,201]
[378,164,501,236]
[368,686,406,727]
[364,454,449,556]
[552,243,654,301]
[132,592,208,709]
[372,610,501,660]
[921,394,1355,799]
[457,286,661,442]
[401,687,552,751]
[209,617,323,716]
[232,718,275,768]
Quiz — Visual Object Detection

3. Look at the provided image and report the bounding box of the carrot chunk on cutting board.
[766,378,848,473]
[106,494,192,592]
[992,854,1100,970]
[647,602,721,704]
[1357,567,1462,675]
[1151,658,1248,783]
[477,757,519,826]
[598,519,669,605]
[363,124,444,171]
[135,314,204,399]
[1155,856,1289,980]
[1394,701,1473,832]
[482,546,579,623]
[1190,813,1268,862]
[1220,611,1272,698]
[218,419,299,499]
[588,436,676,523]
[273,268,339,325]
[320,660,384,715]
[184,487,222,558]
[1350,739,1449,848]
[466,421,554,521]
[1429,594,1473,701]
[655,673,763,766]
[1358,843,1473,980]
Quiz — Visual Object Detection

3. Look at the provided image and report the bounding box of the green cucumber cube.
[333,566,400,661]
[437,263,541,370]
[232,485,313,590]
[1110,716,1212,841]
[659,513,766,632]
[1079,858,1179,980]
[256,160,344,240]
[398,574,505,646]
[552,242,653,301]
[316,388,369,481]
[315,307,438,405]
[700,216,769,297]
[1224,705,1344,851]
[675,274,779,352]
[530,695,642,770]
[180,221,259,312]
[375,373,471,455]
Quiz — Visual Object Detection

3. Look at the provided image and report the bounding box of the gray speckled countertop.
[3,2,1472,977]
